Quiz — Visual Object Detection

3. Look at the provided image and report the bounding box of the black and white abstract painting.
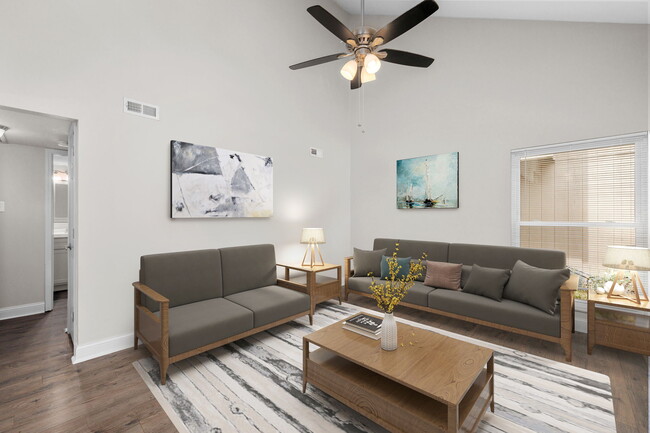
[170,140,273,218]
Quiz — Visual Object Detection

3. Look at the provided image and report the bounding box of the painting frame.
[396,152,459,209]
[170,140,273,218]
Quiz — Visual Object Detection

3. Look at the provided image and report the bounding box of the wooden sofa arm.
[133,282,170,383]
[344,256,353,277]
[559,273,578,362]
[560,274,578,292]
[134,282,169,304]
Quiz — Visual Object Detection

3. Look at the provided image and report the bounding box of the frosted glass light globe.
[340,60,358,80]
[364,53,381,74]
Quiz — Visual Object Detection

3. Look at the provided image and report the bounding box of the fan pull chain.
[357,86,365,133]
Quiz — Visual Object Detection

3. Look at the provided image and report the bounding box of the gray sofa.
[133,244,310,384]
[345,238,578,361]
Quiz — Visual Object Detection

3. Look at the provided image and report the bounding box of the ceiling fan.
[289,0,438,89]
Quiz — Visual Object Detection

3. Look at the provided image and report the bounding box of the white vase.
[381,312,397,351]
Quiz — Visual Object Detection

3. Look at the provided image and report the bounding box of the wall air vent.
[123,98,159,120]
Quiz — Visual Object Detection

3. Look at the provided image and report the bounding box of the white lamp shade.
[603,246,650,271]
[364,53,381,74]
[360,67,375,83]
[340,60,357,81]
[301,228,325,244]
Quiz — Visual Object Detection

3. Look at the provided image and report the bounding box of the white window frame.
[511,132,649,267]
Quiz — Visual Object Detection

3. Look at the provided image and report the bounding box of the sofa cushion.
[347,277,434,307]
[503,260,570,315]
[462,265,511,301]
[166,298,253,356]
[423,261,462,290]
[448,243,566,271]
[226,285,310,327]
[375,239,450,263]
[353,247,386,277]
[427,289,560,337]
[380,256,411,280]
[220,244,277,296]
[140,249,222,311]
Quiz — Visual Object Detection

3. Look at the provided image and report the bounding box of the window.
[511,133,648,279]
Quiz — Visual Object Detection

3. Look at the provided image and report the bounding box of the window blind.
[511,132,648,280]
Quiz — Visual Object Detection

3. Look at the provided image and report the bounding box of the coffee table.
[302,314,494,433]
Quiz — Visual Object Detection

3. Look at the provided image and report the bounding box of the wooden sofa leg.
[160,360,168,385]
[133,335,138,350]
[309,314,313,326]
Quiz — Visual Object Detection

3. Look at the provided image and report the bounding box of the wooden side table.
[587,290,650,356]
[278,263,342,323]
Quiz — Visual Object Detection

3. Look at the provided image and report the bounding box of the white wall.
[350,17,648,249]
[0,0,352,349]
[0,143,45,311]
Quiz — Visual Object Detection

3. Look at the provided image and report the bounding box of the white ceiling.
[333,1,650,24]
[0,106,73,150]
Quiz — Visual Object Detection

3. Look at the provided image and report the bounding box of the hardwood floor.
[0,292,647,432]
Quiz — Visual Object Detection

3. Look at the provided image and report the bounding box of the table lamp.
[301,228,325,267]
[603,246,650,304]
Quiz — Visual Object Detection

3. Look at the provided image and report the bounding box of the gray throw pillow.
[462,264,511,301]
[460,265,472,288]
[502,260,570,315]
[353,247,387,277]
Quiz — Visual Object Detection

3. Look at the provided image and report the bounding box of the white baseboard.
[0,302,45,320]
[575,300,587,334]
[72,333,134,364]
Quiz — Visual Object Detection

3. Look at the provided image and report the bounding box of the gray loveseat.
[133,244,310,384]
[345,238,577,361]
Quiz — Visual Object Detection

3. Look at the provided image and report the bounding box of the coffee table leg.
[302,339,309,393]
[488,354,495,413]
[447,404,459,432]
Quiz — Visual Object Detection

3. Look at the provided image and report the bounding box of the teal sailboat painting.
[396,152,459,209]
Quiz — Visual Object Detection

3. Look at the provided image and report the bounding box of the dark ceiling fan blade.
[351,64,362,90]
[380,49,434,68]
[307,5,356,44]
[289,53,348,70]
[371,0,438,46]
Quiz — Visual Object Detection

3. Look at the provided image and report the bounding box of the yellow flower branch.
[368,242,427,314]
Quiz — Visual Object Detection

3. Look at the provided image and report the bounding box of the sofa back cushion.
[448,243,565,271]
[140,249,222,310]
[220,244,277,296]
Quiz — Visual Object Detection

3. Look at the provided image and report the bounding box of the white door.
[66,122,77,346]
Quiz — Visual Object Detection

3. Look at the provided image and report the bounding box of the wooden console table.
[588,291,650,356]
[303,315,494,433]
[277,263,342,320]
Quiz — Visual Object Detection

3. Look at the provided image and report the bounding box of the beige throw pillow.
[423,261,462,290]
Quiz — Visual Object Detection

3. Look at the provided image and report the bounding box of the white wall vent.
[309,147,323,158]
[123,98,159,120]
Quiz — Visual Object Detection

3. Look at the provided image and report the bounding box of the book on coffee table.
[342,313,382,339]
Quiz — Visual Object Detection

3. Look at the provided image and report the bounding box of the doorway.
[0,105,78,349]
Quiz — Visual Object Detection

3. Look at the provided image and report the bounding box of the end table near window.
[587,290,650,356]
[277,263,342,325]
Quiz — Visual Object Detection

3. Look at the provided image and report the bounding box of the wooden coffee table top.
[304,314,493,406]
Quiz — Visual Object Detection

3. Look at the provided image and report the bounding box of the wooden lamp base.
[301,243,324,268]
[607,271,649,304]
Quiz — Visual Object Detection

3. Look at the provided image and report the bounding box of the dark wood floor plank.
[0,291,646,433]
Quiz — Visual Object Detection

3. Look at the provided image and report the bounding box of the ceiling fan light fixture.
[364,53,381,74]
[340,59,358,80]
[360,67,375,83]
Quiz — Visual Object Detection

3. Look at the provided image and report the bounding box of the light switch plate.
[0,201,5,212]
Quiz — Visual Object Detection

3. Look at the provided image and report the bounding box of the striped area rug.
[133,301,616,433]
